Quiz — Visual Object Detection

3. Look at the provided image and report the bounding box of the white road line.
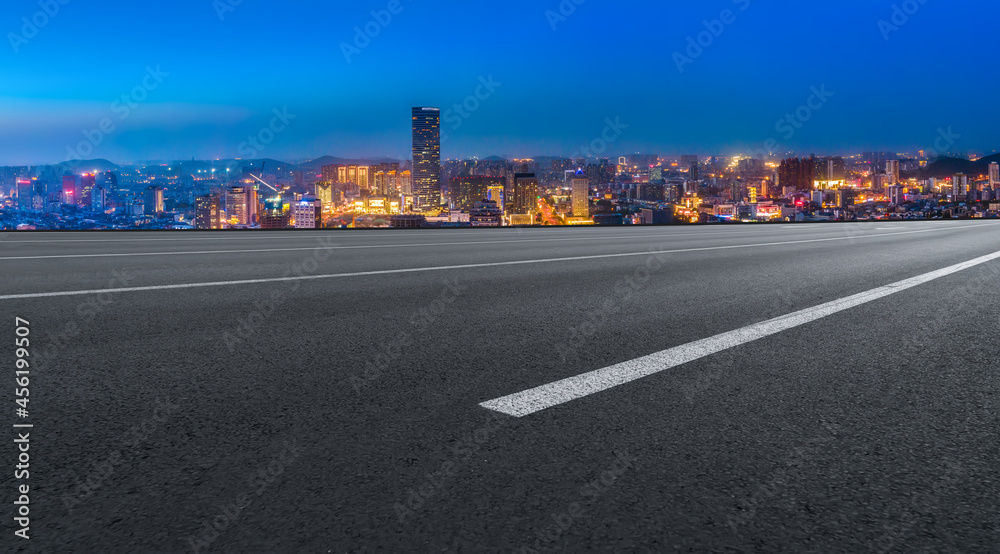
[480,248,1000,417]
[0,227,866,260]
[0,223,993,301]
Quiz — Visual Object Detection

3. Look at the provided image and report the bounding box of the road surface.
[2,221,1000,552]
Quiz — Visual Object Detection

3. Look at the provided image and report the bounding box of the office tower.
[887,185,904,204]
[486,185,505,209]
[321,164,339,183]
[260,197,290,229]
[451,176,504,212]
[80,173,96,206]
[293,195,322,229]
[571,169,589,217]
[62,175,80,205]
[412,107,442,212]
[990,162,999,188]
[315,182,333,207]
[886,160,900,186]
[144,186,164,215]
[225,186,249,225]
[16,179,33,210]
[953,174,968,197]
[91,186,106,212]
[195,195,221,229]
[511,173,539,215]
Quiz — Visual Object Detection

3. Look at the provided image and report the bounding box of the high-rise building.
[90,186,106,213]
[412,107,441,212]
[990,162,999,189]
[62,175,80,205]
[195,195,221,229]
[451,176,504,212]
[259,196,290,229]
[16,179,33,210]
[953,173,968,197]
[225,186,249,225]
[680,155,700,172]
[315,182,333,207]
[293,195,322,229]
[886,160,900,186]
[511,173,538,215]
[571,169,589,217]
[144,186,164,215]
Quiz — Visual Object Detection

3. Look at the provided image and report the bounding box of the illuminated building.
[470,199,502,226]
[91,185,106,212]
[886,160,900,186]
[315,182,333,207]
[508,213,534,226]
[293,194,322,228]
[321,164,339,183]
[144,186,164,215]
[400,170,412,195]
[511,173,538,215]
[16,179,33,210]
[888,185,904,204]
[195,195,221,229]
[451,176,503,212]
[486,185,505,210]
[260,196,290,229]
[373,162,401,195]
[680,155,699,172]
[412,107,442,212]
[225,186,249,225]
[990,162,999,188]
[62,175,79,205]
[571,169,589,217]
[81,173,96,206]
[953,173,968,197]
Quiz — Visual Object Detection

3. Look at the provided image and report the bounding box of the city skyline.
[4,1,1000,164]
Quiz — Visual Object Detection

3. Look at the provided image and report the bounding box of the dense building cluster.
[2,110,999,230]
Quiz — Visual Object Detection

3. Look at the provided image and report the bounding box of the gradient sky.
[2,0,998,165]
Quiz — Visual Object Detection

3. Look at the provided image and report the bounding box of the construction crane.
[249,161,279,193]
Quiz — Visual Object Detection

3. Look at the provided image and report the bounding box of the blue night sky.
[1,0,998,164]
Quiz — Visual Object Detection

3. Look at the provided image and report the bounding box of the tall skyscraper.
[571,169,589,217]
[144,186,164,215]
[225,186,249,225]
[511,173,539,215]
[886,160,900,186]
[412,107,441,212]
[990,162,999,188]
[195,195,221,229]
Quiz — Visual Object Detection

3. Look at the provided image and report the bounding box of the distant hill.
[913,153,1000,179]
[296,156,401,173]
[59,158,119,172]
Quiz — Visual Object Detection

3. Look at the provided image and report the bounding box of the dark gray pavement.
[2,221,1000,553]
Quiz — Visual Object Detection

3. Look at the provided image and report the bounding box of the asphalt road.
[3,221,1000,553]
